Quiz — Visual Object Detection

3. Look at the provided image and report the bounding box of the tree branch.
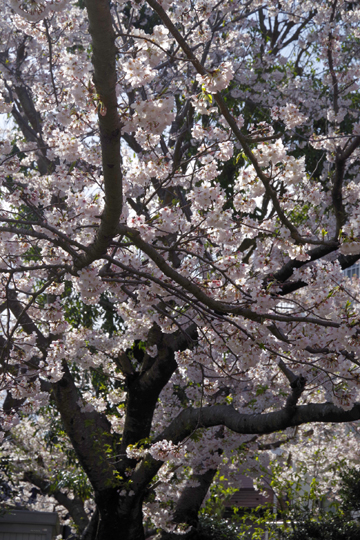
[157,468,217,540]
[130,400,360,497]
[158,401,360,442]
[144,0,324,247]
[120,325,197,461]
[51,362,117,492]
[117,224,340,328]
[77,0,123,268]
[23,471,89,533]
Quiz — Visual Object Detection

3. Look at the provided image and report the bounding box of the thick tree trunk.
[93,489,145,540]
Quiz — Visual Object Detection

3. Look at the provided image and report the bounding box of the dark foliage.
[277,516,360,540]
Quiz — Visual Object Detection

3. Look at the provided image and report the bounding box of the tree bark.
[94,489,145,540]
[157,469,217,540]
[51,362,117,493]
[80,0,123,269]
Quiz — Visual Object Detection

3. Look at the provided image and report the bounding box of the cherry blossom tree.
[2,0,360,539]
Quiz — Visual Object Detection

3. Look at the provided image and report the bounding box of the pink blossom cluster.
[196,62,234,93]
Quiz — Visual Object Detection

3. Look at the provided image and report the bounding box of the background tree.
[2,1,360,539]
[268,458,360,540]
